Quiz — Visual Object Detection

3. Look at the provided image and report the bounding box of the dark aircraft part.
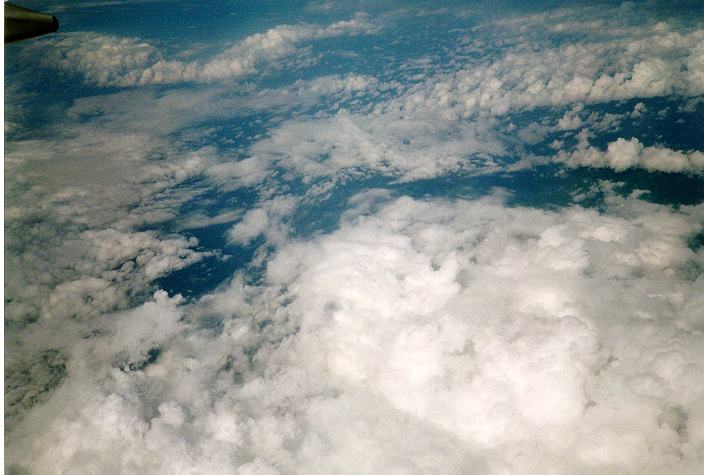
[5,2,58,43]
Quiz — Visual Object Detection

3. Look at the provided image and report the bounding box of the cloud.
[4,127,212,318]
[30,14,378,87]
[249,109,506,183]
[228,196,298,245]
[233,8,704,184]
[5,3,704,473]
[558,134,704,174]
[52,72,380,141]
[402,26,704,119]
[174,210,243,232]
[19,4,703,188]
[6,192,704,473]
[3,55,383,427]
[296,73,380,96]
[3,116,222,424]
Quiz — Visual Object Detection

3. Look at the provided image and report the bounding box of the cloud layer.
[32,14,378,86]
[5,3,704,473]
[6,192,704,473]
[237,9,704,183]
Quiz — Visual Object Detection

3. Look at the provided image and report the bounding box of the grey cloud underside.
[4,3,704,474]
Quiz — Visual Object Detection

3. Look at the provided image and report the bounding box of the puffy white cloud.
[228,196,298,245]
[249,109,506,183]
[4,111,220,424]
[229,8,704,184]
[34,33,161,87]
[32,14,378,87]
[4,127,212,319]
[397,26,704,120]
[21,4,704,187]
[5,3,704,473]
[559,135,704,174]
[631,101,648,118]
[7,192,704,473]
[557,103,585,131]
[4,41,390,427]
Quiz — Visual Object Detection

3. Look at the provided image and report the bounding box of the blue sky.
[5,1,704,473]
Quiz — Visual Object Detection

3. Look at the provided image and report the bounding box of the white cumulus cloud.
[559,135,704,174]
[31,14,378,87]
[6,191,704,473]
